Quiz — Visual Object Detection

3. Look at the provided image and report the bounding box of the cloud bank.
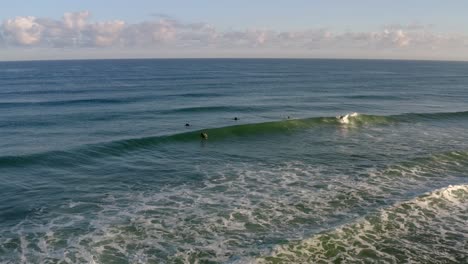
[1,11,468,60]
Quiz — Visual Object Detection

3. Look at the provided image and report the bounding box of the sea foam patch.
[257,184,468,263]
[0,153,467,263]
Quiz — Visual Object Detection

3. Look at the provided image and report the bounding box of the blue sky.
[1,1,468,60]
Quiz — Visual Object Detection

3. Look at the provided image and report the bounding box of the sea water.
[0,59,467,263]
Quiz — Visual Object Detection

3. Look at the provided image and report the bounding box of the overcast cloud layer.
[1,11,468,60]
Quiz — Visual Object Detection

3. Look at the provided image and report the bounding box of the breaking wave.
[1,110,468,168]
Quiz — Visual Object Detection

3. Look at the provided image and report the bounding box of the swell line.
[1,110,467,168]
[0,98,130,108]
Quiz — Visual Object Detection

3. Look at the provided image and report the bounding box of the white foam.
[337,112,359,124]
[1,155,467,263]
[257,184,468,263]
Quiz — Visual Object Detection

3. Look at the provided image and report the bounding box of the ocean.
[0,59,467,263]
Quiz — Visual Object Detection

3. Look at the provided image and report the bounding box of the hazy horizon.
[2,56,468,63]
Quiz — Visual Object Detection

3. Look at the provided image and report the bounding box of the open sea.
[0,59,467,263]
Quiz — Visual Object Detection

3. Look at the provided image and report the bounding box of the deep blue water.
[0,59,467,263]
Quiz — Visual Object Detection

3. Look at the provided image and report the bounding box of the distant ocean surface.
[0,59,467,263]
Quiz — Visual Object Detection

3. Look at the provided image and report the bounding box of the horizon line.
[2,57,468,63]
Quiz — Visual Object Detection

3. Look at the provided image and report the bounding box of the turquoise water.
[0,59,467,263]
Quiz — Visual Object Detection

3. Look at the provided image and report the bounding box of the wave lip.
[337,112,359,124]
[257,184,468,264]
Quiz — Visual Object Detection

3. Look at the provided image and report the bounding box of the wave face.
[258,184,468,264]
[1,59,468,263]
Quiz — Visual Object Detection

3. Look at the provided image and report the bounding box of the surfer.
[200,132,208,139]
[234,117,239,121]
[185,123,190,127]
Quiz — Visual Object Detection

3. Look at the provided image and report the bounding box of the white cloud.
[374,29,411,48]
[63,11,90,31]
[1,12,468,60]
[120,19,177,47]
[2,16,43,45]
[88,20,125,46]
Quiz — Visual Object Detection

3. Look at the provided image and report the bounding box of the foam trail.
[257,184,468,263]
